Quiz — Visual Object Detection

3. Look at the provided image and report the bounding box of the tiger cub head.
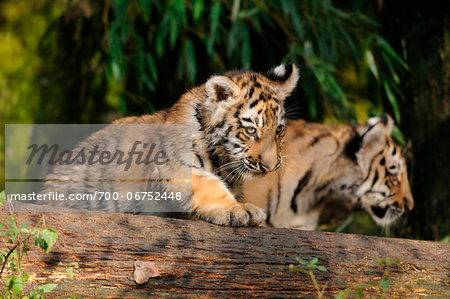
[203,64,299,180]
[352,114,414,226]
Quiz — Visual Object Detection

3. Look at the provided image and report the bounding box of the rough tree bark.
[1,207,449,298]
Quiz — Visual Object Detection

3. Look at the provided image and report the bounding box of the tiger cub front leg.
[191,169,266,226]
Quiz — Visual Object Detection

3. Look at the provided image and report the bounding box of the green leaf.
[375,35,408,70]
[365,49,379,80]
[69,262,79,267]
[29,290,39,299]
[380,280,390,289]
[316,265,327,272]
[155,31,165,58]
[0,190,5,205]
[146,53,158,82]
[295,257,308,265]
[241,28,251,69]
[35,228,58,253]
[6,276,24,296]
[118,96,127,115]
[207,1,221,55]
[310,257,318,265]
[142,73,156,92]
[354,287,364,297]
[231,0,241,22]
[111,61,121,83]
[66,267,74,279]
[192,0,204,23]
[169,17,179,48]
[391,125,406,146]
[20,221,31,230]
[290,2,304,39]
[383,81,401,124]
[38,283,57,293]
[185,38,197,83]
[23,271,29,283]
[238,7,260,19]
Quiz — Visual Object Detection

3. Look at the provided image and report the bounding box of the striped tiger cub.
[242,114,414,230]
[42,64,299,227]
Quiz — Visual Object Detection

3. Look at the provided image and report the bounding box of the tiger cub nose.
[260,162,274,173]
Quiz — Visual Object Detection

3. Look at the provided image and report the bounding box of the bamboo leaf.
[290,2,304,39]
[242,27,251,69]
[185,38,197,83]
[146,53,158,81]
[169,17,179,48]
[365,49,379,80]
[375,35,408,69]
[383,80,401,124]
[231,0,241,22]
[207,1,222,55]
[192,0,204,23]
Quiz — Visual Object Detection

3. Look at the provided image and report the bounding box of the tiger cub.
[42,64,299,227]
[242,114,414,230]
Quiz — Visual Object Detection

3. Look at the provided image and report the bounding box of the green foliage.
[291,256,402,298]
[0,191,60,298]
[101,0,407,122]
[59,262,79,279]
[290,257,328,299]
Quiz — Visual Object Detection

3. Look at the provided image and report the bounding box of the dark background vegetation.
[0,0,448,241]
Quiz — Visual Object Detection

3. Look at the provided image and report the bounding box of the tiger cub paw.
[194,202,266,227]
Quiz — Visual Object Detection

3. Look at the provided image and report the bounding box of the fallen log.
[1,207,449,298]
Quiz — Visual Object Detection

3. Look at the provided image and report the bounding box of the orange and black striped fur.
[243,114,414,230]
[43,64,299,227]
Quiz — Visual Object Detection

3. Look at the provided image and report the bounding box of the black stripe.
[248,87,255,98]
[361,149,384,183]
[195,153,204,168]
[275,174,281,214]
[249,100,259,108]
[344,127,361,161]
[290,170,312,213]
[194,104,205,133]
[234,104,243,118]
[265,188,273,226]
[216,120,225,128]
[371,169,379,189]
[207,149,221,171]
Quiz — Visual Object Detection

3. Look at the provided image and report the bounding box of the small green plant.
[290,255,401,298]
[336,257,400,298]
[0,190,59,298]
[58,262,79,279]
[290,257,327,299]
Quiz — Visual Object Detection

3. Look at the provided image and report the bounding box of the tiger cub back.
[242,114,414,230]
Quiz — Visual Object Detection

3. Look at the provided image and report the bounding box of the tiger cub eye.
[245,127,256,135]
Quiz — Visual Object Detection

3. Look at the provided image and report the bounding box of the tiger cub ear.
[356,114,394,171]
[264,63,300,99]
[205,75,241,104]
